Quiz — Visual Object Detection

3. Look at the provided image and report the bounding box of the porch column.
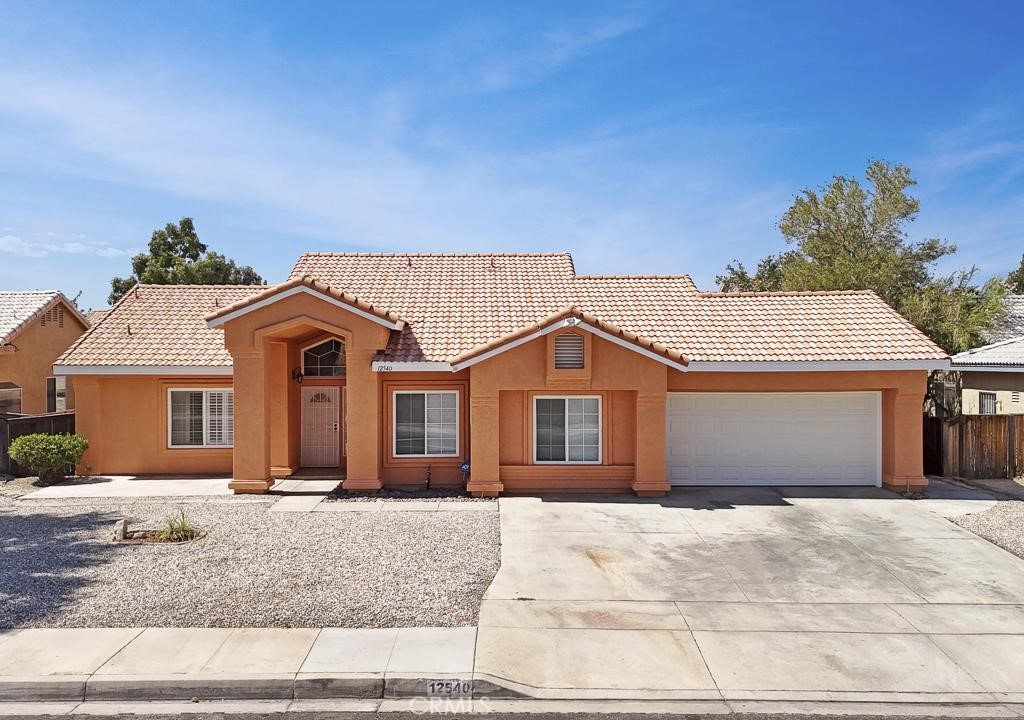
[468,392,502,497]
[344,347,382,491]
[633,392,669,496]
[230,348,273,493]
[883,384,928,492]
[266,340,293,478]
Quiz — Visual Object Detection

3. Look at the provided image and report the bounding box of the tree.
[1007,254,1024,294]
[109,217,264,304]
[716,161,1004,353]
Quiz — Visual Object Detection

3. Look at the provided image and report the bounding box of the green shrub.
[8,433,88,484]
[154,510,202,542]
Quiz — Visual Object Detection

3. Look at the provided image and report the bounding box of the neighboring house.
[54,253,948,495]
[85,309,111,325]
[0,291,89,414]
[948,295,1024,415]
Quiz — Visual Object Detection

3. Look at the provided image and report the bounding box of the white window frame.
[391,390,460,458]
[167,388,234,449]
[300,336,346,378]
[533,395,602,465]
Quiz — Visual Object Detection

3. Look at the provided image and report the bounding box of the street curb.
[0,677,87,702]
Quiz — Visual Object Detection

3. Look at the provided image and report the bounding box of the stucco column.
[343,347,382,491]
[883,388,928,492]
[266,340,292,477]
[468,392,502,497]
[230,348,273,493]
[633,392,669,496]
[72,376,102,475]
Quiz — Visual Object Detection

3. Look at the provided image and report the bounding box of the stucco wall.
[960,371,1024,415]
[73,375,233,475]
[0,302,87,414]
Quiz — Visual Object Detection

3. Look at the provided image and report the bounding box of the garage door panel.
[666,392,880,487]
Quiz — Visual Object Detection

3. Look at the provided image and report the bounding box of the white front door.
[301,386,340,467]
[666,391,881,486]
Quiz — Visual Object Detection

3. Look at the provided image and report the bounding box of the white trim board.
[685,360,949,372]
[951,365,1024,373]
[54,365,234,376]
[206,285,403,330]
[372,361,453,372]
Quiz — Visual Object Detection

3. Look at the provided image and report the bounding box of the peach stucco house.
[0,291,89,415]
[54,253,948,495]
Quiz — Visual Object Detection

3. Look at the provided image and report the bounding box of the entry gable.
[449,306,690,372]
[205,276,405,331]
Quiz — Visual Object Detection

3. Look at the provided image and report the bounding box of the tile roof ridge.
[134,283,271,289]
[0,289,61,295]
[295,251,574,257]
[699,289,876,298]
[574,274,694,280]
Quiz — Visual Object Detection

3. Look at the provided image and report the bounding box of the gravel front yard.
[0,480,500,628]
[951,500,1024,560]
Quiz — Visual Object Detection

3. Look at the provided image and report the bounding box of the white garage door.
[666,392,881,486]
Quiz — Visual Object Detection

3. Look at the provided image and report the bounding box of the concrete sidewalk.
[0,627,475,701]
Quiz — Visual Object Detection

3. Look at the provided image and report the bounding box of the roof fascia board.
[207,286,401,330]
[450,316,689,372]
[54,365,234,376]
[687,360,950,372]
[371,361,453,372]
[950,364,1024,373]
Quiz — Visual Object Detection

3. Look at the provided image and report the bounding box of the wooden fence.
[924,415,1024,480]
[0,411,76,476]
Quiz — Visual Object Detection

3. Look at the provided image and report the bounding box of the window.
[979,391,997,416]
[303,339,345,377]
[393,391,458,457]
[168,389,234,448]
[46,377,67,413]
[554,332,585,369]
[534,396,601,463]
[0,383,22,414]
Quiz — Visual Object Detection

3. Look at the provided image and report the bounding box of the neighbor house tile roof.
[85,309,110,326]
[57,253,949,369]
[951,336,1024,369]
[0,291,87,346]
[987,295,1024,343]
[57,285,265,368]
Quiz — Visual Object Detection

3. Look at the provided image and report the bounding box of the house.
[949,295,1024,415]
[0,291,89,414]
[54,253,948,495]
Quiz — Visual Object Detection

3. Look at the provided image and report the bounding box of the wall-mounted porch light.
[291,367,304,384]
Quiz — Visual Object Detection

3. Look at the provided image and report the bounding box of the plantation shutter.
[554,332,584,369]
[206,390,234,446]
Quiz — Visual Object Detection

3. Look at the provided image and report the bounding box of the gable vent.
[554,332,584,369]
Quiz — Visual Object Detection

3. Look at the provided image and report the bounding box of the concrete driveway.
[475,483,1024,700]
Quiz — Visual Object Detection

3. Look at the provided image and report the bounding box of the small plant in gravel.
[153,510,202,542]
[8,433,88,485]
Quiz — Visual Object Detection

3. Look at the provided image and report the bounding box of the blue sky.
[2,0,1023,311]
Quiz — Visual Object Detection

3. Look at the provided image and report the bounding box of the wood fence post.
[1009,415,1016,480]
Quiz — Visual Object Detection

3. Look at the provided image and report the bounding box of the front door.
[301,386,340,467]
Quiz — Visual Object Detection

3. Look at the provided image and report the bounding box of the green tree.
[1007,254,1024,294]
[109,217,264,304]
[716,161,1004,353]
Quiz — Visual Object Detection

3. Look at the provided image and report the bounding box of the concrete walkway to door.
[476,482,1024,701]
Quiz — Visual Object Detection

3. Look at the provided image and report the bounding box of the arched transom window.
[303,339,346,377]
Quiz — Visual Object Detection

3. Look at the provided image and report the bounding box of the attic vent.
[41,306,64,328]
[554,332,584,369]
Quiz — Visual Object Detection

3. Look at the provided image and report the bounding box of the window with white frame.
[534,396,601,463]
[393,390,458,457]
[46,376,67,413]
[168,389,234,448]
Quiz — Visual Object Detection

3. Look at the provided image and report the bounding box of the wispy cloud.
[0,234,131,258]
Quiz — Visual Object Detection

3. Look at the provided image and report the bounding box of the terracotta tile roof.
[85,309,110,326]
[0,291,87,346]
[56,253,948,370]
[206,275,405,328]
[951,336,1024,369]
[450,306,689,368]
[57,285,265,368]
